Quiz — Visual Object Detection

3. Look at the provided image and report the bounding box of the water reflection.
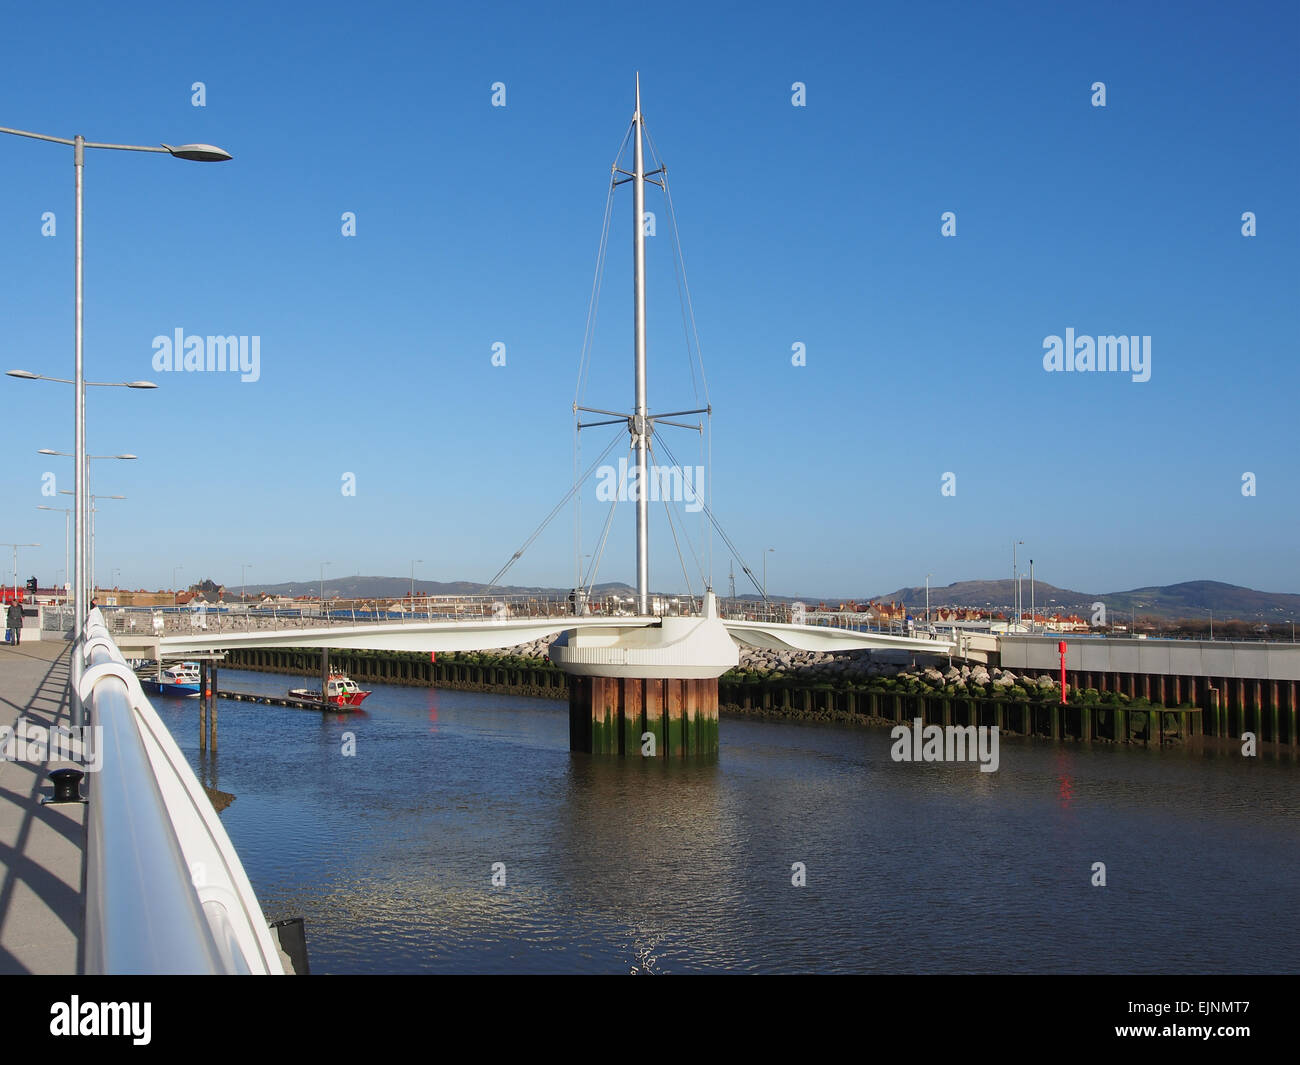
[150,670,1300,974]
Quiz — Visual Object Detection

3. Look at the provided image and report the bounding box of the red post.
[1058,640,1067,704]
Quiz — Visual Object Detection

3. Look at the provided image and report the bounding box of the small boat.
[139,661,202,698]
[289,672,371,707]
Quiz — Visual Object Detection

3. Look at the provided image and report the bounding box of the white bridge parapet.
[118,612,958,660]
[724,619,955,655]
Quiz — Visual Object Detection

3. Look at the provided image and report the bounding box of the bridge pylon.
[549,591,737,757]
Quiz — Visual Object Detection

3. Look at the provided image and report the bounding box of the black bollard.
[47,767,85,804]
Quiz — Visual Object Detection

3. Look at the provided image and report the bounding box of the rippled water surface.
[155,670,1300,973]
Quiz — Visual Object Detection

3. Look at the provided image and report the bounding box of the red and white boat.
[289,673,371,707]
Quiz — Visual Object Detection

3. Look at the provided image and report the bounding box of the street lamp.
[1029,559,1035,632]
[1,123,229,727]
[241,563,251,605]
[410,559,422,609]
[320,562,331,617]
[44,449,135,591]
[59,490,124,595]
[925,572,932,624]
[36,505,71,606]
[762,548,774,609]
[27,439,142,601]
[11,371,156,389]
[1012,539,1024,626]
[1,543,39,602]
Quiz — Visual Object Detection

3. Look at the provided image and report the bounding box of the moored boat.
[138,661,202,698]
[289,672,371,707]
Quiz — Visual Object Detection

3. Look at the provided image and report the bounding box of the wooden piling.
[198,660,208,752]
[209,661,218,751]
[569,675,718,757]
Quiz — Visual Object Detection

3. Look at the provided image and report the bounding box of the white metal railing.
[91,593,709,636]
[80,607,284,974]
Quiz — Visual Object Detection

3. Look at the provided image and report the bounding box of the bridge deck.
[0,640,84,974]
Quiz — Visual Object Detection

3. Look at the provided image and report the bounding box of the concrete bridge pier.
[568,676,719,756]
[551,592,736,759]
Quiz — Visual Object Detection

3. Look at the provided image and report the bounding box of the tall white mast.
[632,73,650,615]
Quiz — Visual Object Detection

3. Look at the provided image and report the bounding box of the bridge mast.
[632,73,650,616]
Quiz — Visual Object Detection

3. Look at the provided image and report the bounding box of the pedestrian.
[7,599,23,646]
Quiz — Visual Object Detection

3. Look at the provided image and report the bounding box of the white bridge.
[108,606,954,661]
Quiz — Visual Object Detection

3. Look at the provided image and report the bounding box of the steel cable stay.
[580,446,628,606]
[574,122,628,406]
[486,428,623,592]
[646,123,714,588]
[645,125,711,412]
[645,432,707,595]
[571,95,729,609]
[573,121,632,592]
[659,489,697,605]
[652,430,709,590]
[655,432,763,600]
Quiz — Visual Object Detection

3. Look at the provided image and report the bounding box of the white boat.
[138,661,202,698]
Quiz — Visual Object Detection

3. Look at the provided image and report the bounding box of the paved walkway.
[0,640,84,974]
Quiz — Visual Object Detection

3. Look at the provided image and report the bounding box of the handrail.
[81,607,283,974]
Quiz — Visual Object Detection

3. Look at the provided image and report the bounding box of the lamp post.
[59,489,124,595]
[320,562,331,618]
[36,505,70,606]
[1029,559,1035,633]
[1012,539,1023,627]
[2,122,228,726]
[241,563,251,605]
[44,450,137,595]
[925,572,932,624]
[1,543,39,602]
[410,559,422,611]
[762,548,774,610]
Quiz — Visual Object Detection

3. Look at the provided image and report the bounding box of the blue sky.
[2,0,1296,600]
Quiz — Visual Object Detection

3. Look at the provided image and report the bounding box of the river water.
[156,669,1300,974]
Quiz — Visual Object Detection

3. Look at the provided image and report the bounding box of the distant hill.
[239,575,636,601]
[872,579,1093,612]
[220,574,1299,622]
[868,579,1300,621]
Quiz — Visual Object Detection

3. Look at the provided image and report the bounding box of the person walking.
[7,599,24,646]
